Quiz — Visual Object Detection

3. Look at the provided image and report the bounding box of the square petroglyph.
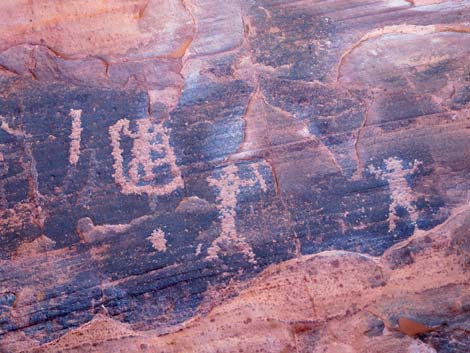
[109,118,184,196]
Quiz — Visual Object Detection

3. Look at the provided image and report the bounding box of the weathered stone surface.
[3,206,467,353]
[0,0,469,352]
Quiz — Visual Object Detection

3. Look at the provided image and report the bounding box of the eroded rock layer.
[0,0,469,352]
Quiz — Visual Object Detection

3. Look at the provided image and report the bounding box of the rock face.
[0,1,469,352]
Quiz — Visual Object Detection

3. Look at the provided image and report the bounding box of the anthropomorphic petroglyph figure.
[207,162,268,263]
[368,157,422,231]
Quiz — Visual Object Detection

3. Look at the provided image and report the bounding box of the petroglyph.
[148,228,167,252]
[76,215,153,243]
[109,118,184,196]
[76,217,131,243]
[206,162,268,263]
[0,115,30,138]
[69,109,83,166]
[368,157,422,231]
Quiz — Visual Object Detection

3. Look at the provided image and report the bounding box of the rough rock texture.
[0,1,469,352]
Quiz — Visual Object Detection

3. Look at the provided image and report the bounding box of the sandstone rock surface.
[0,1,469,352]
